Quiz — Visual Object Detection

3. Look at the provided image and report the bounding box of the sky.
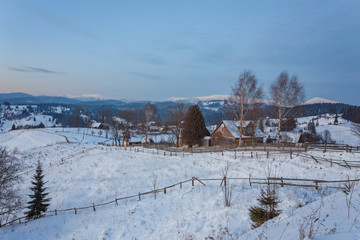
[0,1,359,105]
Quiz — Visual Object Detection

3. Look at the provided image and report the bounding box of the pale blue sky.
[1,1,359,104]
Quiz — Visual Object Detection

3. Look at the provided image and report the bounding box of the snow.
[296,114,360,146]
[1,128,360,239]
[302,97,339,105]
[0,129,67,152]
[0,114,58,132]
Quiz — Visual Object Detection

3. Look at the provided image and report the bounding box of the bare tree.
[270,71,305,144]
[119,110,137,144]
[222,161,232,207]
[72,106,83,128]
[166,103,187,147]
[353,123,360,138]
[0,147,22,225]
[111,121,121,146]
[97,108,112,124]
[225,70,263,145]
[141,103,158,144]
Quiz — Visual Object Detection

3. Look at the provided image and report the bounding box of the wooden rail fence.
[1,175,359,228]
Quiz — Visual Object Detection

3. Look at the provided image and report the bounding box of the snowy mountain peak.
[167,95,230,103]
[302,97,339,105]
[67,94,108,101]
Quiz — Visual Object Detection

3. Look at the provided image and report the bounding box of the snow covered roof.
[91,122,102,128]
[222,120,241,138]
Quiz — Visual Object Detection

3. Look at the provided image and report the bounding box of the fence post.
[330,158,332,167]
[115,198,118,205]
[324,143,327,153]
[290,150,292,159]
[267,151,269,159]
[249,174,252,186]
[93,203,96,212]
[281,177,284,187]
[251,152,253,158]
[55,209,57,216]
[224,176,227,200]
[180,182,182,189]
[315,181,318,190]
[164,187,166,194]
[346,145,349,152]
[234,150,236,159]
[139,192,141,201]
[192,178,194,186]
[74,208,77,215]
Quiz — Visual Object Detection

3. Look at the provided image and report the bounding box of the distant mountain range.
[0,93,357,125]
[0,92,345,106]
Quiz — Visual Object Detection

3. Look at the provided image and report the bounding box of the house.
[90,122,109,129]
[211,120,264,145]
[91,122,104,129]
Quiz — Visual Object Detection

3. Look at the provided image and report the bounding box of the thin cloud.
[9,66,63,75]
[127,71,164,81]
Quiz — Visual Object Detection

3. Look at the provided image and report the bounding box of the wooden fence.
[306,143,360,153]
[2,175,359,228]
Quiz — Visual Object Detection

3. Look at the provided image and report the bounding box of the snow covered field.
[0,128,360,239]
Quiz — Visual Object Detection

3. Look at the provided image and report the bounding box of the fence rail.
[2,175,359,228]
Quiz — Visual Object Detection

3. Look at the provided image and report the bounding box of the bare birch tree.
[270,71,305,144]
[225,70,263,145]
[141,103,158,144]
[166,103,187,147]
[0,147,22,225]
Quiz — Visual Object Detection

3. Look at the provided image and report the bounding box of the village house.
[211,120,264,145]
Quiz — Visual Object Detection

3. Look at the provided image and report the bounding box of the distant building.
[90,122,108,129]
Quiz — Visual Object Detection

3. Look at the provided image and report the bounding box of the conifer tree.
[249,183,281,228]
[181,105,210,147]
[334,114,339,125]
[25,161,50,220]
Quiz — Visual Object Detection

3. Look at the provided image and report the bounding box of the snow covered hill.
[302,97,339,105]
[0,129,360,239]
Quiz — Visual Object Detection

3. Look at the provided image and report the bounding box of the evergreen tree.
[11,123,16,131]
[280,117,296,131]
[25,161,50,220]
[181,105,210,147]
[334,114,339,125]
[308,121,316,135]
[249,184,281,228]
[258,118,265,133]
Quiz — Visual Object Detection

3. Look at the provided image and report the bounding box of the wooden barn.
[211,120,264,145]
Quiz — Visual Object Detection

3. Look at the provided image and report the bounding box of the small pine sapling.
[25,161,50,220]
[249,182,281,228]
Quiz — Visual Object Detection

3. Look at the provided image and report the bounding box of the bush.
[249,183,281,228]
